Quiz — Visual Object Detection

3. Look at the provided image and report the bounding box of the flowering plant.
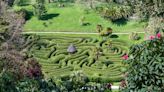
[122,32,164,91]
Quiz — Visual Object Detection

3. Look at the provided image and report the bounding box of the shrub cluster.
[95,3,132,21]
[122,32,164,91]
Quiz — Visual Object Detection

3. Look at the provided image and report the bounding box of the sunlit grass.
[13,3,146,33]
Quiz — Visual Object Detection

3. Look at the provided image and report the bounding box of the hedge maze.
[27,34,129,82]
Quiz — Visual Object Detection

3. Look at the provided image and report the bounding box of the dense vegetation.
[122,32,164,92]
[0,1,59,92]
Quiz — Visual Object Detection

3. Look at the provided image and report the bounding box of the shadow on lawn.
[110,34,119,38]
[83,23,91,26]
[25,11,33,20]
[41,13,60,20]
[112,18,127,26]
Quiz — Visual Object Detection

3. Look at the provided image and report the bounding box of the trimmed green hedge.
[28,34,129,83]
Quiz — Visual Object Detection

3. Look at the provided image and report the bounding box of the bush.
[96,3,132,21]
[100,27,112,37]
[129,32,140,40]
[0,71,59,92]
[0,71,17,92]
[16,78,39,92]
[123,33,164,91]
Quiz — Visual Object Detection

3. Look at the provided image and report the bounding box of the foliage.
[70,71,88,88]
[125,0,164,40]
[0,17,9,33]
[129,32,140,40]
[123,33,164,91]
[16,78,60,92]
[0,2,58,92]
[145,17,164,36]
[16,78,40,92]
[96,24,103,33]
[26,58,43,78]
[91,46,103,60]
[0,71,17,92]
[126,0,164,20]
[56,71,88,91]
[95,3,132,21]
[100,27,113,38]
[58,71,114,91]
[14,0,31,6]
[0,71,59,92]
[33,0,47,20]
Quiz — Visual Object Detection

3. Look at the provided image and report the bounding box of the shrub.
[0,17,9,33]
[69,71,89,88]
[123,33,164,91]
[0,71,59,92]
[59,71,89,91]
[129,32,140,40]
[16,78,39,92]
[100,27,113,38]
[96,24,103,33]
[16,78,60,92]
[96,3,132,21]
[0,71,17,92]
[26,58,43,78]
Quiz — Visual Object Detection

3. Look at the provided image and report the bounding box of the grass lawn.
[13,3,146,33]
